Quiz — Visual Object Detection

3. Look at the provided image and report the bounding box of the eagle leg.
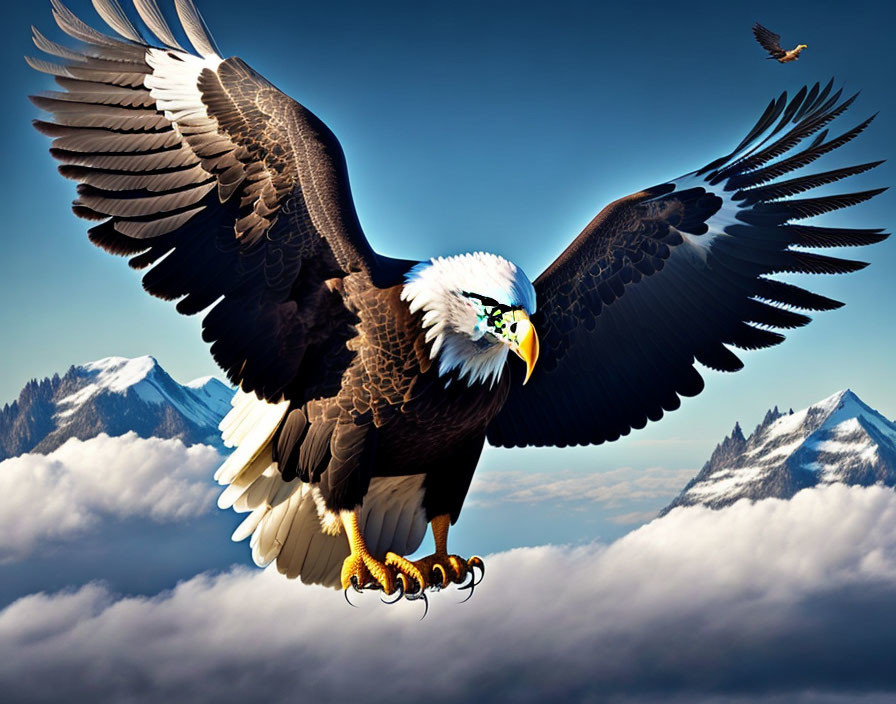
[340,508,396,594]
[385,514,485,592]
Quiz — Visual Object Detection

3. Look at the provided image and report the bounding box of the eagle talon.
[405,589,430,619]
[457,571,477,602]
[457,558,484,603]
[385,552,427,592]
[446,556,468,584]
[341,546,395,595]
[468,556,485,587]
[395,571,421,595]
[381,580,405,604]
[386,550,483,592]
[432,563,449,589]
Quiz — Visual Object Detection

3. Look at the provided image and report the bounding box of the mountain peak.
[812,388,856,411]
[663,389,896,513]
[75,355,162,393]
[761,405,784,427]
[185,375,217,389]
[0,356,234,460]
[60,355,174,414]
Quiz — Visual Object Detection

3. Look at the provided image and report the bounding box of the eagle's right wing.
[753,22,786,59]
[488,83,887,449]
[30,0,397,404]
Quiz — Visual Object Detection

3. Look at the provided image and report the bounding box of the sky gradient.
[0,3,895,701]
[2,0,894,478]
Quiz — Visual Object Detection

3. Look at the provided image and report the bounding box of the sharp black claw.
[454,557,484,603]
[468,557,485,587]
[350,575,364,594]
[381,579,404,605]
[344,586,358,607]
[457,578,476,603]
[407,589,429,619]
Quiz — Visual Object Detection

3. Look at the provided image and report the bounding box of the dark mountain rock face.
[663,390,896,514]
[0,357,233,460]
[0,375,63,459]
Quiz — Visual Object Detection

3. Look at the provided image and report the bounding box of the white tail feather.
[231,504,266,542]
[216,446,274,509]
[214,390,288,484]
[300,529,348,586]
[216,393,429,589]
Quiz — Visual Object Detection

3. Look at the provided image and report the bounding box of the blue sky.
[0,3,895,701]
[2,0,894,480]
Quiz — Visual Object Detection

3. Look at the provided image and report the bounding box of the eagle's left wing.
[488,83,888,448]
[753,22,786,59]
[29,0,397,406]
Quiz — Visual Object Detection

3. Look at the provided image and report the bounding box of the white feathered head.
[401,252,539,387]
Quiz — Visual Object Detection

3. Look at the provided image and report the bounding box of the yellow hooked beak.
[510,316,540,385]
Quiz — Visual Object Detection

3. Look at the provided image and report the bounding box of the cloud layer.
[0,433,221,559]
[468,465,694,508]
[2,484,896,703]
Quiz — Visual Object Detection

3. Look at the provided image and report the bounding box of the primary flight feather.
[29,0,888,596]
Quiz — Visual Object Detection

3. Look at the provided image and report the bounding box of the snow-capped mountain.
[0,356,234,459]
[663,390,896,513]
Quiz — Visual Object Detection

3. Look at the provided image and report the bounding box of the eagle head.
[401,252,539,387]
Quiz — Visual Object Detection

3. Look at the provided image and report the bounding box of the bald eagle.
[30,1,887,596]
[753,22,808,63]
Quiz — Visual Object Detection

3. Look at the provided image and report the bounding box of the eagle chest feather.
[277,279,503,516]
[348,282,510,467]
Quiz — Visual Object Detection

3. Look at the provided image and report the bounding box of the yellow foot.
[341,550,395,594]
[385,552,484,591]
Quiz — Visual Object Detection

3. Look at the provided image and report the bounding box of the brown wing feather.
[30,1,411,404]
[753,22,786,58]
[488,87,887,449]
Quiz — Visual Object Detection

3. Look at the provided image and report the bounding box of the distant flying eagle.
[753,22,808,63]
[30,1,887,598]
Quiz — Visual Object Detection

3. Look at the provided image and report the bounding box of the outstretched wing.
[753,22,786,58]
[30,0,398,403]
[488,82,888,448]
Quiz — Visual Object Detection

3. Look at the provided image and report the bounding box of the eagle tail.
[214,391,428,589]
[213,390,346,587]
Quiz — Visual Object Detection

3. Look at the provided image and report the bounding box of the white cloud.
[607,509,660,525]
[468,465,694,508]
[2,484,896,703]
[0,433,221,560]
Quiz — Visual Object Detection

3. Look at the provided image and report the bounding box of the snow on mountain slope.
[55,356,231,429]
[184,375,235,421]
[663,390,896,512]
[0,356,234,459]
